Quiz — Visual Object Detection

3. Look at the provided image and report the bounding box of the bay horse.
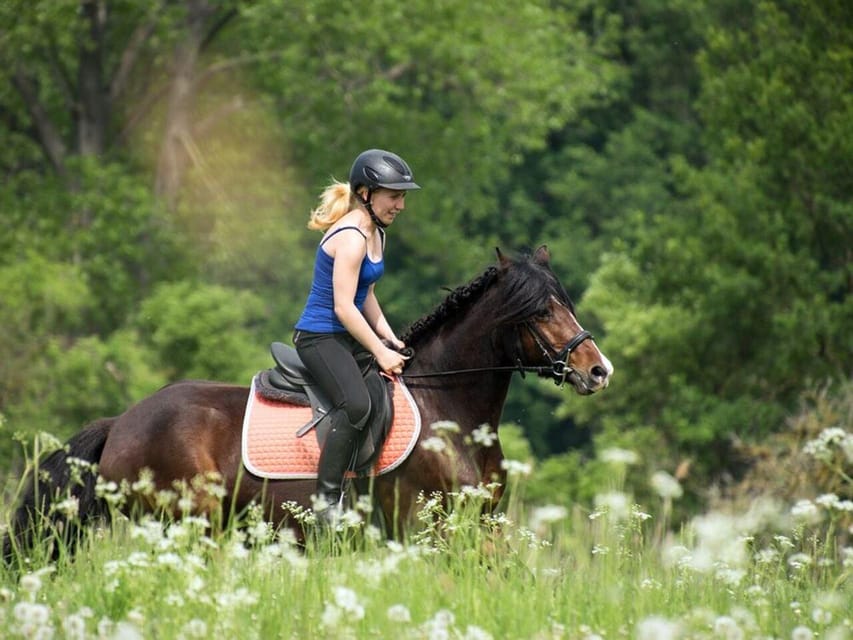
[4,246,612,559]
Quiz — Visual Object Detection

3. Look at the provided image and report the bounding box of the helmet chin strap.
[360,191,388,229]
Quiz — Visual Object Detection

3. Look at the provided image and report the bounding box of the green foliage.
[555,0,851,499]
[134,280,267,382]
[41,332,165,431]
[237,0,619,323]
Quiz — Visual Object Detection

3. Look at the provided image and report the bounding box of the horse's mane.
[401,252,574,348]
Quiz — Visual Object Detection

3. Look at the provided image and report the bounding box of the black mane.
[401,252,574,348]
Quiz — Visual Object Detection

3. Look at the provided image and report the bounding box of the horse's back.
[98,380,249,492]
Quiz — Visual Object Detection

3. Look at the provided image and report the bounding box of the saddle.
[254,341,394,475]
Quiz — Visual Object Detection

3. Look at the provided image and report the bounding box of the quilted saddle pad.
[241,376,421,480]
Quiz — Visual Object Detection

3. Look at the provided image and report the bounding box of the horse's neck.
[408,314,514,428]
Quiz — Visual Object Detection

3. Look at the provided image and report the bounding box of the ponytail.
[307,180,360,231]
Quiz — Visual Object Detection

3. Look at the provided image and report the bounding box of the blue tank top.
[295,227,385,333]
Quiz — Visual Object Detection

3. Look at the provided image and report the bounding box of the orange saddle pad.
[241,375,421,479]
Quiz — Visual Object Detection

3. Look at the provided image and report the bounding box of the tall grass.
[1,424,851,639]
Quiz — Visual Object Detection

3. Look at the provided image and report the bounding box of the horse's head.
[497,245,613,395]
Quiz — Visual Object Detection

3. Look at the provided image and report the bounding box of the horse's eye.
[535,308,552,321]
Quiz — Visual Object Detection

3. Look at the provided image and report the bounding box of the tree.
[573,0,852,488]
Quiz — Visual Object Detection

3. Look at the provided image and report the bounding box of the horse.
[3,245,612,559]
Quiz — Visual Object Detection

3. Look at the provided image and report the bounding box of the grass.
[1,430,852,639]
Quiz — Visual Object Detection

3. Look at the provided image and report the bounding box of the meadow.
[1,423,851,640]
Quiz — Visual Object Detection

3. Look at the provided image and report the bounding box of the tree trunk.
[78,0,109,157]
[11,71,68,177]
[155,0,216,208]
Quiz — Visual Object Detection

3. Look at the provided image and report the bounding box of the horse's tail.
[3,417,114,566]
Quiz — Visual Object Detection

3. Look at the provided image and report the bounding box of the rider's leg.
[295,332,371,514]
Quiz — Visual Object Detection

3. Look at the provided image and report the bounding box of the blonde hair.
[307,180,362,231]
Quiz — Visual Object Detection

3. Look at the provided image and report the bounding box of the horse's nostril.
[591,365,608,381]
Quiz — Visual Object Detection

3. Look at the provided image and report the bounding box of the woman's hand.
[376,345,410,376]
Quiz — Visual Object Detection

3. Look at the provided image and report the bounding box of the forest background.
[0,0,850,518]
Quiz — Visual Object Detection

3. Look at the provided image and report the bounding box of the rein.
[400,324,594,387]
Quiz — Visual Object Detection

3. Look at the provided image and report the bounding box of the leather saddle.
[255,341,395,475]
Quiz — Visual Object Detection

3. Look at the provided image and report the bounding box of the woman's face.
[369,188,408,226]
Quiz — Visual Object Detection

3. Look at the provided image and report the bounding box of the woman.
[294,149,419,524]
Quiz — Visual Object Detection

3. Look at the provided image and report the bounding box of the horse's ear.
[496,247,512,269]
[533,245,551,265]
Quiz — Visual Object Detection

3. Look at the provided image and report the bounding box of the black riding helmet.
[349,149,420,193]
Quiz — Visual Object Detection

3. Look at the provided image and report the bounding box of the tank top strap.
[319,225,367,247]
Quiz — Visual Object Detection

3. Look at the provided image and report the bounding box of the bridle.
[399,320,594,387]
[523,321,594,386]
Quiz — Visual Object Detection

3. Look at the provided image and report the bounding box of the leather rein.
[399,322,594,387]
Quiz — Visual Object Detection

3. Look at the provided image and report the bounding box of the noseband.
[522,321,594,386]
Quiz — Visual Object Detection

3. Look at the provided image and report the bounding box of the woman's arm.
[363,287,404,349]
[331,236,407,373]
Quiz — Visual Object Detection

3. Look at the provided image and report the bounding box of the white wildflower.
[791,499,822,524]
[422,609,456,638]
[530,504,568,531]
[154,489,178,510]
[333,586,365,620]
[791,626,814,640]
[836,499,853,512]
[803,427,852,463]
[632,505,653,521]
[112,620,144,640]
[640,578,662,590]
[754,547,779,564]
[841,547,853,569]
[51,495,80,519]
[310,493,332,514]
[471,424,498,447]
[157,552,183,568]
[131,469,155,495]
[636,615,681,640]
[716,567,746,587]
[217,587,258,607]
[501,459,532,477]
[460,484,493,501]
[63,613,88,640]
[339,509,364,528]
[815,494,841,510]
[422,437,447,453]
[650,470,683,499]
[181,619,208,638]
[661,543,692,568]
[430,420,460,434]
[775,535,795,548]
[19,573,42,595]
[788,553,813,570]
[387,604,412,623]
[599,447,640,465]
[36,431,64,454]
[594,491,631,521]
[14,601,51,626]
[688,512,748,571]
[812,608,833,625]
[247,519,273,545]
[461,625,494,640]
[713,615,743,640]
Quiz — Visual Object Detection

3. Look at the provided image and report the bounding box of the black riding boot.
[315,415,358,526]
